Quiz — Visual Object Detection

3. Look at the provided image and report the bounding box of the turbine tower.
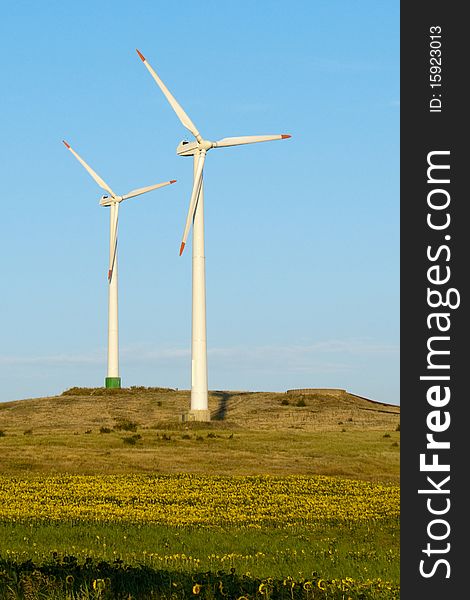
[63,140,176,388]
[136,50,291,420]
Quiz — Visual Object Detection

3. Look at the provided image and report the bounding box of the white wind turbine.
[136,49,291,420]
[63,140,176,388]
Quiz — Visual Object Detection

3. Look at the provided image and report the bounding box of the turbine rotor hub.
[199,139,213,151]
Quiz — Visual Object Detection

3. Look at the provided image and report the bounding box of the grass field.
[0,388,400,599]
[0,387,400,480]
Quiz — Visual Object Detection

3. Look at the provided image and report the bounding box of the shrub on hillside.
[122,434,141,445]
[114,419,138,432]
[61,386,176,397]
[61,387,108,396]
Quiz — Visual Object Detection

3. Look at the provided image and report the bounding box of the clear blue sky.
[0,1,399,404]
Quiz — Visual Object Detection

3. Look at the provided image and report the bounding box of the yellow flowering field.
[0,474,398,527]
[0,474,400,598]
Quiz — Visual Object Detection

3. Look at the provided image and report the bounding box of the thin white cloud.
[0,352,105,367]
[208,339,397,357]
[205,339,397,375]
[0,339,397,374]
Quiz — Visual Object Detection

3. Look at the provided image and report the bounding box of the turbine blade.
[136,49,200,139]
[214,134,291,148]
[108,203,119,282]
[62,140,117,198]
[180,151,206,255]
[121,180,177,201]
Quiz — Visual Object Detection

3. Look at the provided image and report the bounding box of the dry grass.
[0,387,400,481]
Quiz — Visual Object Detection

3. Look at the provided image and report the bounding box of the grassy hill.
[0,387,400,480]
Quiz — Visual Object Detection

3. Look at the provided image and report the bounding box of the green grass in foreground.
[0,520,399,599]
[0,520,399,582]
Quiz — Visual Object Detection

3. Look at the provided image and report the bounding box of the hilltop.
[0,387,400,480]
[0,386,399,433]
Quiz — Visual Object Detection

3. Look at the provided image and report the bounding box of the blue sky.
[0,1,399,404]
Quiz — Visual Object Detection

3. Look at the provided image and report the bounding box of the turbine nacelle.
[176,140,201,157]
[99,195,120,206]
[176,139,216,156]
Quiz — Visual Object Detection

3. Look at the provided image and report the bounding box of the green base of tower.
[105,377,121,389]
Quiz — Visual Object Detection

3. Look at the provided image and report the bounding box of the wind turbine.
[136,49,291,420]
[63,140,176,389]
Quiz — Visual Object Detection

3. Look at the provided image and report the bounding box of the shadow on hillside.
[211,391,232,421]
